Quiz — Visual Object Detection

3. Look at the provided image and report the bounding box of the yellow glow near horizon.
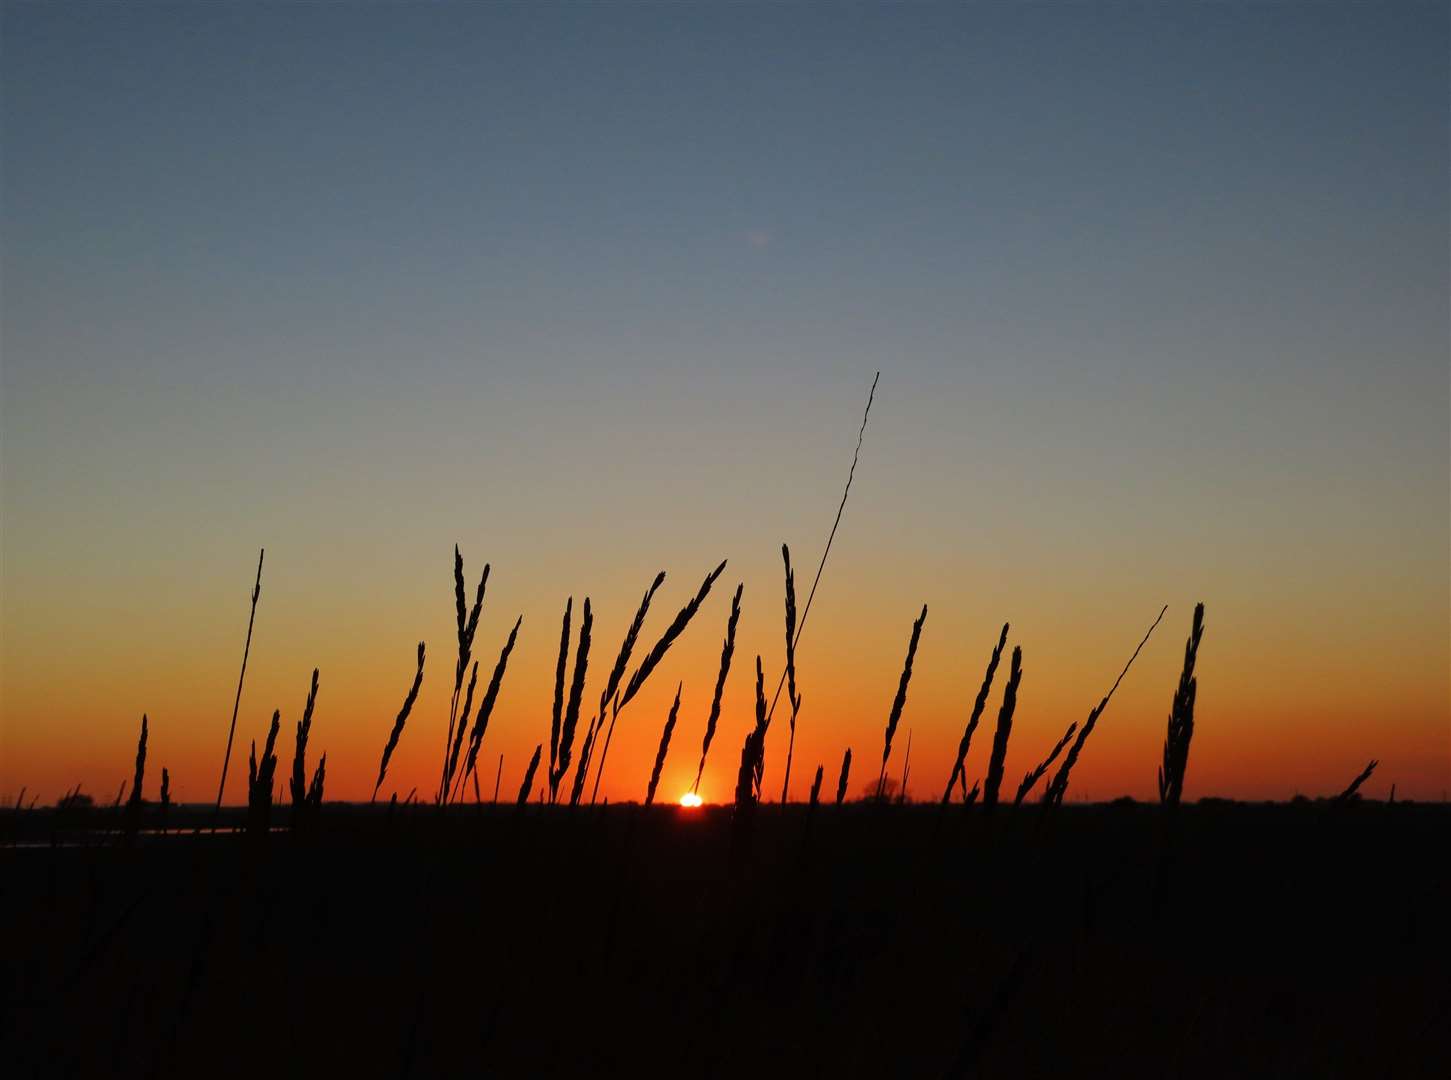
[680,792,703,808]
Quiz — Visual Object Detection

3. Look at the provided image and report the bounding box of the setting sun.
[679,792,703,808]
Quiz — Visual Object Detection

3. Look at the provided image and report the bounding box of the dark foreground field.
[3,802,1448,1078]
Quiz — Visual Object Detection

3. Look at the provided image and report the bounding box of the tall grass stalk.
[876,605,927,800]
[516,744,542,806]
[124,714,147,840]
[981,646,1024,812]
[373,641,425,803]
[1044,605,1167,807]
[548,598,572,801]
[545,595,589,807]
[216,548,263,810]
[835,749,852,806]
[1335,760,1378,803]
[442,662,478,804]
[247,711,281,836]
[898,730,912,804]
[1158,603,1205,808]
[559,599,593,804]
[693,582,743,795]
[644,683,683,807]
[942,623,1008,804]
[288,668,321,829]
[779,545,802,803]
[735,657,769,811]
[440,547,488,803]
[763,371,879,731]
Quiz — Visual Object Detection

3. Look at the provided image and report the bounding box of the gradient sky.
[2,2,1447,807]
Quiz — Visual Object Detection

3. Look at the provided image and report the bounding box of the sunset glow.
[0,4,1446,811]
[680,792,703,809]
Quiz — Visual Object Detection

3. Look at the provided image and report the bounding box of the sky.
[2,2,1447,807]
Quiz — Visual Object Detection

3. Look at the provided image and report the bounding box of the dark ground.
[2,800,1448,1078]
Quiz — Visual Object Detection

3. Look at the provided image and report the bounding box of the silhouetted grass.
[289,668,322,831]
[981,646,1023,812]
[442,661,478,805]
[809,764,824,808]
[735,656,769,811]
[548,597,572,802]
[440,546,489,803]
[559,599,594,806]
[1045,605,1167,808]
[836,748,852,806]
[943,623,1008,804]
[306,753,326,814]
[373,641,425,803]
[1013,721,1076,807]
[591,559,726,802]
[1335,759,1379,804]
[898,729,913,804]
[124,714,147,841]
[247,711,281,836]
[517,744,542,806]
[762,371,880,730]
[574,571,666,800]
[780,544,802,802]
[458,614,523,799]
[876,604,927,800]
[645,683,682,807]
[693,581,742,796]
[1158,602,1205,808]
[216,548,263,810]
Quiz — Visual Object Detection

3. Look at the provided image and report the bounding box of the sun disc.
[679,792,703,808]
